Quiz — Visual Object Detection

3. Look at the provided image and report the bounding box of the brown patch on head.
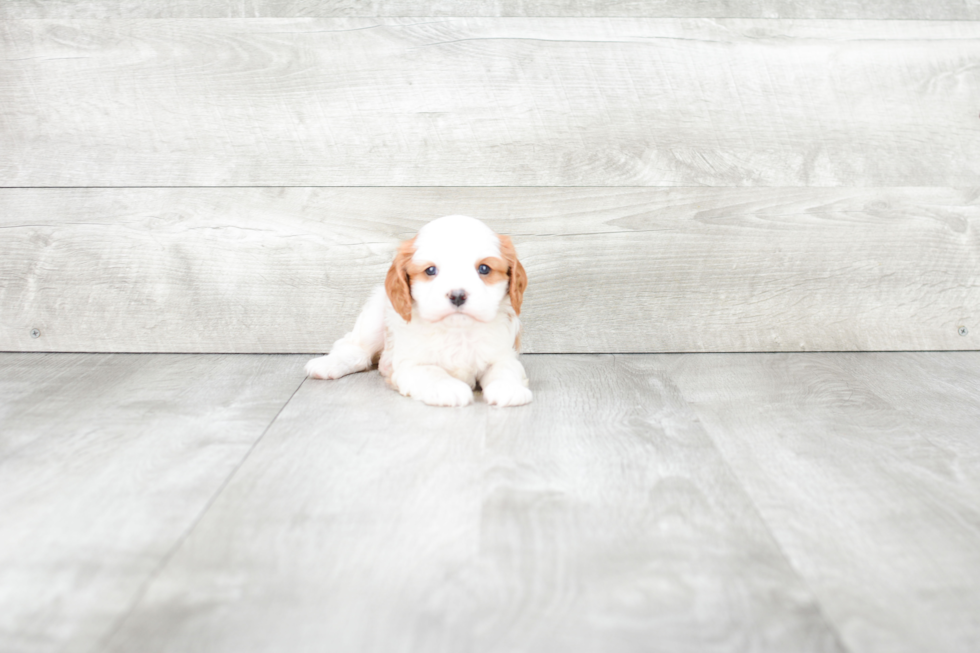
[385,237,416,322]
[497,235,528,315]
[476,257,509,286]
[406,259,437,287]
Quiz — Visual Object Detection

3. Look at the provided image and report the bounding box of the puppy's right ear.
[385,237,416,322]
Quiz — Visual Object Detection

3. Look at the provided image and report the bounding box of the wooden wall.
[2,3,978,353]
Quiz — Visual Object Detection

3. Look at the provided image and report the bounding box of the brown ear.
[385,237,416,322]
[498,235,527,315]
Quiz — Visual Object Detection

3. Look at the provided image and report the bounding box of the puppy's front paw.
[483,381,533,407]
[414,378,474,407]
[305,354,355,380]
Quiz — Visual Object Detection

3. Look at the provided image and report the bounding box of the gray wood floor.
[2,352,978,653]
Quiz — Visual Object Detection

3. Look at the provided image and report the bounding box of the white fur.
[305,216,531,407]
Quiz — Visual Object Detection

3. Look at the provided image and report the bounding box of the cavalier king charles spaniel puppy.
[305,215,531,407]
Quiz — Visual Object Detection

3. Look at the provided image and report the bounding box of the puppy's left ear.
[498,235,527,315]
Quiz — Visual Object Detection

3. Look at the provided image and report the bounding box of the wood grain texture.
[3,18,979,186]
[666,352,980,653]
[1,187,977,353]
[3,0,979,19]
[101,355,844,653]
[0,353,305,653]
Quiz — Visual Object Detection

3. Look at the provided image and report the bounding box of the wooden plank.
[667,351,980,653]
[2,0,978,19]
[1,187,977,353]
[100,355,844,653]
[0,353,304,653]
[2,18,979,186]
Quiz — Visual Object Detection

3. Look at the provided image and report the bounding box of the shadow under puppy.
[305,215,531,407]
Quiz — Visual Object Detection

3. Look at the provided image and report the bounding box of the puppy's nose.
[448,289,467,307]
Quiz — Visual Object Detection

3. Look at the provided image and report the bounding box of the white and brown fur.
[305,215,531,407]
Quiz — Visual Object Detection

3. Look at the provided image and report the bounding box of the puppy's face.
[385,215,527,324]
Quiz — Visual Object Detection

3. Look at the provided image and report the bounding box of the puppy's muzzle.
[448,289,467,307]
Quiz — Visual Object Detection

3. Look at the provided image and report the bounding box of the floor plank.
[2,187,976,354]
[102,355,843,653]
[3,18,978,186]
[0,353,305,653]
[6,352,979,651]
[3,0,978,19]
[667,352,980,653]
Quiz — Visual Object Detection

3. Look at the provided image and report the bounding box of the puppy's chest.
[383,310,516,382]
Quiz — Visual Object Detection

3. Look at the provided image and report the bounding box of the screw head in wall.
[959,326,969,337]
[30,328,40,339]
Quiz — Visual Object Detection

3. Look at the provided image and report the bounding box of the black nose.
[448,289,467,307]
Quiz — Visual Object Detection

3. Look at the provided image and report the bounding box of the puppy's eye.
[478,264,491,275]
[425,266,438,276]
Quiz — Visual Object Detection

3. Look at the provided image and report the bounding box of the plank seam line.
[2,185,977,189]
[3,16,980,21]
[4,350,977,355]
[678,384,855,653]
[92,373,308,652]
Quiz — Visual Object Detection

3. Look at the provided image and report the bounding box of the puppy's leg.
[306,286,386,380]
[480,358,533,407]
[392,364,474,407]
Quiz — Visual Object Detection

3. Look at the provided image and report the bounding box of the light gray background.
[2,3,977,353]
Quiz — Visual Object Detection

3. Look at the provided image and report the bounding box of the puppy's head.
[385,215,527,324]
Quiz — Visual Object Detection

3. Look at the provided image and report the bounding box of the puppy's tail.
[305,285,387,379]
[343,284,387,358]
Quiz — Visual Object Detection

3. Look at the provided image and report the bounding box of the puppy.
[305,215,532,407]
